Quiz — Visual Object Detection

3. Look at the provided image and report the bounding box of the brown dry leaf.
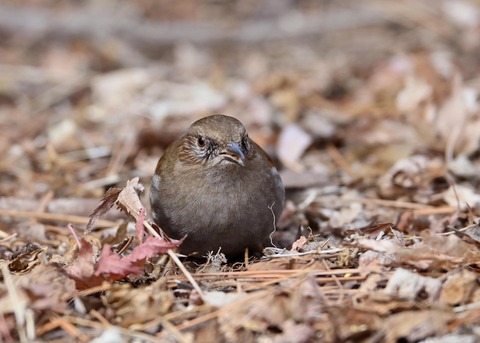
[8,245,45,275]
[382,310,453,342]
[86,187,122,232]
[102,278,174,327]
[457,225,480,245]
[433,75,478,156]
[102,221,128,245]
[193,320,223,343]
[219,278,325,342]
[354,297,417,317]
[291,236,308,251]
[442,184,480,211]
[277,124,312,172]
[358,273,385,293]
[147,81,227,120]
[0,263,76,316]
[90,69,152,112]
[247,257,326,272]
[12,264,76,311]
[86,178,145,233]
[116,177,145,216]
[358,250,390,275]
[396,74,432,113]
[246,258,296,271]
[342,125,420,179]
[439,269,478,305]
[329,307,381,341]
[384,268,442,302]
[421,232,478,258]
[378,154,446,199]
[357,233,475,270]
[275,320,315,343]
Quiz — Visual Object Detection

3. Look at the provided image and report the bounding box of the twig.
[36,191,54,213]
[118,196,205,302]
[168,250,205,302]
[0,196,124,220]
[1,263,27,343]
[327,144,356,178]
[0,232,17,241]
[266,247,343,258]
[438,223,477,236]
[88,310,111,328]
[412,206,456,216]
[58,320,89,342]
[322,259,344,304]
[0,209,118,227]
[75,284,112,298]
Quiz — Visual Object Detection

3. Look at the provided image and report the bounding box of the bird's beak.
[220,142,245,166]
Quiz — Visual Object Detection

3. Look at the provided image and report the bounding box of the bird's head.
[178,115,255,168]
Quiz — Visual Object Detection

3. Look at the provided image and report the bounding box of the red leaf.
[124,236,183,265]
[95,244,142,278]
[64,238,104,289]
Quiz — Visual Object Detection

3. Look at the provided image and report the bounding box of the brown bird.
[150,115,285,256]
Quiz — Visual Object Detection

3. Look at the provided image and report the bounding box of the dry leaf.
[382,310,453,342]
[8,245,45,275]
[277,124,312,171]
[116,177,145,216]
[123,236,182,265]
[396,75,432,112]
[291,236,308,251]
[86,187,122,232]
[439,269,477,305]
[102,279,174,327]
[442,184,480,211]
[384,268,442,301]
[95,244,142,278]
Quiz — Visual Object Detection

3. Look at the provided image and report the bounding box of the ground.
[1,1,480,342]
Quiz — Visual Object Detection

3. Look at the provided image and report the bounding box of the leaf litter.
[2,1,480,342]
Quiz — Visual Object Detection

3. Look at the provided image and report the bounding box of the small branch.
[1,263,28,342]
[0,209,118,228]
[167,250,205,302]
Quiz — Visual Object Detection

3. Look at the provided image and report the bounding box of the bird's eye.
[197,136,206,147]
[241,136,249,150]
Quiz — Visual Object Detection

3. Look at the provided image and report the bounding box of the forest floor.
[2,1,480,342]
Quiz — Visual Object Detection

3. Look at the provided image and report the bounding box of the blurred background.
[2,0,480,243]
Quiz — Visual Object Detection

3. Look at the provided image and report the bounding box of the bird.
[150,114,285,256]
